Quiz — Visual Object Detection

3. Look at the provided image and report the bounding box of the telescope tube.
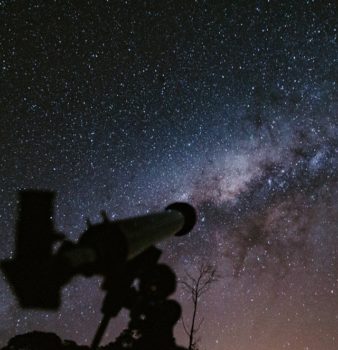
[112,202,196,259]
[63,202,196,275]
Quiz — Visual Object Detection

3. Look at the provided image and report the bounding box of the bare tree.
[180,264,219,350]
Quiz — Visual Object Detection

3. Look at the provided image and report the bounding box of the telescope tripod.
[91,246,186,350]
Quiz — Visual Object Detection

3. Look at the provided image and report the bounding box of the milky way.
[1,1,338,350]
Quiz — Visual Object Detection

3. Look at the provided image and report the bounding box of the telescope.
[2,190,196,308]
[1,190,196,348]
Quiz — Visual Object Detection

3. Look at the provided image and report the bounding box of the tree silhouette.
[180,264,219,350]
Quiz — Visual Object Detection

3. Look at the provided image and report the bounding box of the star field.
[1,1,337,349]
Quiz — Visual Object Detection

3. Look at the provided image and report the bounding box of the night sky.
[1,1,338,349]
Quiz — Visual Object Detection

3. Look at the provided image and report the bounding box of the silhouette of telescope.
[1,190,196,309]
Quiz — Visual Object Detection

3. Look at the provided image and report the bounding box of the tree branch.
[179,263,219,350]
